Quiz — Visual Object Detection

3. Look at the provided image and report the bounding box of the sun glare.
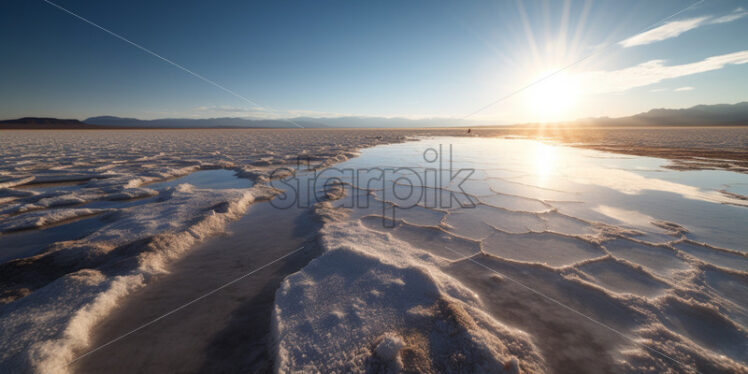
[533,141,556,179]
[525,70,580,122]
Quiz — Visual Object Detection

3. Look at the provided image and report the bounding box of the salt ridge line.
[0,131,423,373]
[0,185,276,373]
[272,219,549,373]
[281,187,747,371]
[445,247,700,373]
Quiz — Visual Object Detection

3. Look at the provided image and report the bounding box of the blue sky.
[1,0,747,123]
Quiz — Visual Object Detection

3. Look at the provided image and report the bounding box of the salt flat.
[0,129,746,374]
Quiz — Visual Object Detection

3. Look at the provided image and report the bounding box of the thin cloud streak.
[577,50,748,94]
[711,7,748,24]
[192,105,355,120]
[619,16,709,47]
[620,8,747,48]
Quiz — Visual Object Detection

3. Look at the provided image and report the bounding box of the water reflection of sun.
[534,142,556,180]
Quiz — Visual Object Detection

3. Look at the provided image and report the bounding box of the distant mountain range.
[81,116,474,128]
[0,117,108,129]
[83,116,317,129]
[569,102,748,127]
[2,102,747,129]
[504,102,748,128]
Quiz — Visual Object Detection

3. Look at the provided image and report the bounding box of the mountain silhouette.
[3,102,747,129]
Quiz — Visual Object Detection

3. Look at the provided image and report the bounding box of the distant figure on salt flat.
[467,128,471,134]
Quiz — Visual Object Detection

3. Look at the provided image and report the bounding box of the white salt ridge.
[276,198,748,372]
[0,208,108,232]
[0,129,414,373]
[0,270,144,373]
[0,176,35,188]
[273,219,548,373]
[0,184,277,373]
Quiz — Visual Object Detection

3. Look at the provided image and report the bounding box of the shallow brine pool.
[338,137,747,253]
[272,136,748,373]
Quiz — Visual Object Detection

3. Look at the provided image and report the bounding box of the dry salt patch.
[701,266,748,327]
[603,238,690,277]
[445,204,546,239]
[360,216,480,260]
[273,226,547,373]
[654,296,748,364]
[479,193,551,213]
[576,257,670,298]
[675,241,748,272]
[482,231,605,267]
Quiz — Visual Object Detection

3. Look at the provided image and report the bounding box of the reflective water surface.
[144,169,252,190]
[268,136,748,372]
[337,137,747,253]
[315,136,748,371]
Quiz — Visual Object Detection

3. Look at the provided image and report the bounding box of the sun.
[524,70,580,122]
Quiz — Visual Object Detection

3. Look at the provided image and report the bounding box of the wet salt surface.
[0,129,413,373]
[1,132,747,373]
[277,136,748,373]
[0,215,110,263]
[339,137,747,252]
[143,169,253,190]
[0,169,251,263]
[15,180,90,193]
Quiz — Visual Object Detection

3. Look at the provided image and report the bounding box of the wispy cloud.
[619,8,747,47]
[711,7,748,24]
[674,86,695,92]
[194,105,258,114]
[192,104,350,119]
[620,16,709,47]
[191,105,281,119]
[577,50,748,94]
